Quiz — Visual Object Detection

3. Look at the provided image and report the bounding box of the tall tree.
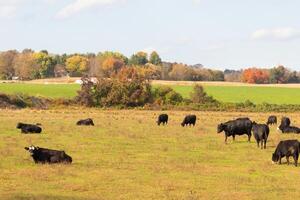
[33,51,55,78]
[65,55,89,76]
[0,50,18,79]
[14,52,39,80]
[129,52,148,66]
[149,51,162,65]
[269,65,288,83]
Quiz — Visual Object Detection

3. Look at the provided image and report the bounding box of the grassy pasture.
[0,83,79,99]
[1,82,300,104]
[1,109,300,199]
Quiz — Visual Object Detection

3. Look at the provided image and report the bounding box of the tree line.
[0,49,224,81]
[0,49,299,83]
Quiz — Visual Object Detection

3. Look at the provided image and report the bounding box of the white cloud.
[0,0,25,18]
[252,28,300,41]
[0,6,17,18]
[192,0,201,4]
[56,0,121,19]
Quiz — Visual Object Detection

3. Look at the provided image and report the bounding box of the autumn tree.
[242,68,269,84]
[97,51,128,64]
[149,51,162,65]
[14,52,40,80]
[168,63,190,80]
[65,55,89,76]
[101,57,125,77]
[0,50,18,79]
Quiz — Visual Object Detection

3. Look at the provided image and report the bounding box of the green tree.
[129,52,148,65]
[269,65,287,83]
[34,51,55,78]
[149,51,162,65]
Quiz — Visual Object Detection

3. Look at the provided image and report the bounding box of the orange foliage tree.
[242,68,270,84]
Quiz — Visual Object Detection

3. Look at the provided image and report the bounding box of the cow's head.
[272,153,279,163]
[181,122,185,127]
[16,123,23,129]
[217,123,225,133]
[24,145,39,154]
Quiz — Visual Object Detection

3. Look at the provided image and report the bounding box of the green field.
[0,83,79,99]
[1,109,300,199]
[0,83,300,104]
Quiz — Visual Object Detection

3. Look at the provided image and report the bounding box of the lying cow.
[252,122,269,149]
[76,118,94,126]
[272,140,300,167]
[277,117,300,133]
[280,126,300,134]
[278,117,291,130]
[17,123,42,134]
[24,145,72,164]
[266,115,277,125]
[217,118,252,143]
[181,115,196,127]
[157,114,168,126]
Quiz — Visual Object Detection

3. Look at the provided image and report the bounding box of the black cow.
[181,115,196,127]
[17,123,42,134]
[217,118,252,143]
[272,140,300,166]
[24,145,72,164]
[266,115,277,125]
[278,117,291,131]
[252,122,269,149]
[280,126,300,134]
[277,117,300,133]
[76,118,94,126]
[157,114,168,126]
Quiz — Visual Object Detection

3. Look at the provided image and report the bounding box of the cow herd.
[21,118,94,164]
[17,114,300,167]
[159,114,300,167]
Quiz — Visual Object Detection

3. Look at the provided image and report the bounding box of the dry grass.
[1,109,300,199]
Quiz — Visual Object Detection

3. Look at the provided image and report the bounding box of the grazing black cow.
[266,115,277,125]
[157,114,168,126]
[76,118,94,126]
[272,140,300,166]
[252,122,269,149]
[217,118,252,143]
[24,145,72,164]
[181,115,196,127]
[17,123,42,134]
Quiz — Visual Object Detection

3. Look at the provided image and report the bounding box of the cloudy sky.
[1,0,300,69]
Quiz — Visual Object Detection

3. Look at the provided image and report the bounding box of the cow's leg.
[225,135,228,143]
[287,156,290,165]
[279,154,282,165]
[293,153,298,167]
[260,140,263,149]
[247,134,251,142]
[232,134,235,141]
[264,140,267,149]
[256,140,259,148]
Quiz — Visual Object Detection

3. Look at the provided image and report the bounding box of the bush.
[153,86,183,105]
[190,84,217,104]
[76,69,152,107]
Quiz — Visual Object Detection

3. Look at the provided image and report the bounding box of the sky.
[1,0,300,70]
